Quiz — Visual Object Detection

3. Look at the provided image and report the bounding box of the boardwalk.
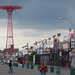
[0,64,70,75]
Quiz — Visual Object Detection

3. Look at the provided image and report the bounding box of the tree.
[30,52,36,62]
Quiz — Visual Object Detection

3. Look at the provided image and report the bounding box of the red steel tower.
[0,3,22,56]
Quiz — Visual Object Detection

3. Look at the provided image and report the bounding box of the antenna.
[9,0,11,5]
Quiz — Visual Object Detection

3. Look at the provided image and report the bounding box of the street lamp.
[41,40,44,49]
[22,46,24,50]
[59,17,74,30]
[44,39,47,50]
[48,38,51,49]
[53,35,56,38]
[37,41,41,54]
[59,17,75,68]
[57,33,61,49]
[53,35,56,48]
[35,41,37,53]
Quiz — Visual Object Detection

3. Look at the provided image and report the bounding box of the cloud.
[0,0,75,31]
[0,25,71,50]
[13,28,70,50]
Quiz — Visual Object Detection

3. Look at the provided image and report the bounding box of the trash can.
[31,65,34,69]
[22,64,24,68]
[13,63,15,66]
[27,64,29,69]
[50,67,54,73]
[38,65,40,70]
[70,69,75,75]
[16,63,18,67]
[14,63,16,67]
[56,67,61,74]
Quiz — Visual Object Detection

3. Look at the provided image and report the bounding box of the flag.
[68,33,71,38]
[63,34,67,39]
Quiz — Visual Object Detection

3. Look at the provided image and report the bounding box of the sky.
[0,0,75,50]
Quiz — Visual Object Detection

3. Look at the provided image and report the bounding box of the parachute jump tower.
[0,2,22,56]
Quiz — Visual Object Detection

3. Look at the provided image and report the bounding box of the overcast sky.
[0,0,75,50]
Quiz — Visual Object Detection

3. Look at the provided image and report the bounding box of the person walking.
[40,59,47,75]
[9,60,13,74]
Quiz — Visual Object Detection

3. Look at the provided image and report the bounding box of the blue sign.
[54,41,58,52]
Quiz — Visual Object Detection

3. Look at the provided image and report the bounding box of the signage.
[28,50,34,53]
[54,41,58,52]
[43,50,49,52]
[71,43,74,48]
[54,41,58,45]
[69,52,74,57]
[23,50,28,55]
[71,33,74,39]
[50,49,55,52]
[63,43,70,49]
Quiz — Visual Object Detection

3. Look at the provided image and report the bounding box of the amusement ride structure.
[0,1,22,56]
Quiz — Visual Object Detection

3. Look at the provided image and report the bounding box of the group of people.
[0,59,6,65]
[8,59,47,75]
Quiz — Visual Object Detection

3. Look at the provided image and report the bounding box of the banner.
[40,50,43,54]
[33,41,53,50]
[44,43,47,49]
[33,46,37,50]
[63,43,70,49]
[47,41,53,46]
[63,33,71,40]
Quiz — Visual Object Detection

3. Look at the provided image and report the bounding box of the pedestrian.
[9,60,13,74]
[0,60,1,64]
[40,59,47,75]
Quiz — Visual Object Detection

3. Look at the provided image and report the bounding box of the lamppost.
[53,35,56,48]
[34,41,37,54]
[22,46,24,50]
[57,33,61,49]
[44,39,47,50]
[37,41,41,54]
[67,27,72,67]
[41,40,44,50]
[57,33,61,66]
[69,27,72,49]
[48,38,51,49]
[59,17,75,68]
[48,38,51,65]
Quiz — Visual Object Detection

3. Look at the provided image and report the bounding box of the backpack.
[45,65,48,73]
[44,62,48,73]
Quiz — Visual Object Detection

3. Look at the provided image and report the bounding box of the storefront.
[49,49,60,66]
[61,49,71,67]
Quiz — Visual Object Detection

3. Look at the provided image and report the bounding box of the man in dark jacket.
[9,60,13,74]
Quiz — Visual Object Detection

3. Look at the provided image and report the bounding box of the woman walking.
[9,60,13,74]
[40,59,46,75]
